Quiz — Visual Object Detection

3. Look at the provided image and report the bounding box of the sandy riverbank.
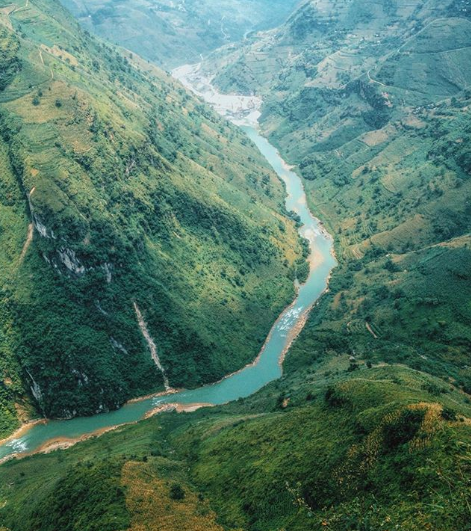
[173,62,262,126]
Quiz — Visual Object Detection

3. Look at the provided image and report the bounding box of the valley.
[60,0,300,69]
[0,68,336,461]
[0,0,304,439]
[0,0,470,530]
[200,0,471,390]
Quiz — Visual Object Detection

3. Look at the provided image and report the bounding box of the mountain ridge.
[199,0,471,388]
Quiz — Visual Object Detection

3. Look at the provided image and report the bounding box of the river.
[0,65,336,462]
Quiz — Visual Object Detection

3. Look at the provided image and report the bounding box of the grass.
[0,2,470,530]
[201,0,471,393]
[0,362,470,531]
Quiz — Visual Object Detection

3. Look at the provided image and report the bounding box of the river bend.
[0,66,336,461]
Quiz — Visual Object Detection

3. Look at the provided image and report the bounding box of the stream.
[0,65,336,462]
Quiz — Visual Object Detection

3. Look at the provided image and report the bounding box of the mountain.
[202,0,471,389]
[0,0,302,437]
[59,0,301,69]
[0,1,470,530]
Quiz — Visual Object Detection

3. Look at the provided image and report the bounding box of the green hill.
[201,0,471,391]
[0,0,302,437]
[1,361,470,531]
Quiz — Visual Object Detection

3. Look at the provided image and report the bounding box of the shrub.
[383,409,425,450]
[441,407,457,421]
[169,483,185,500]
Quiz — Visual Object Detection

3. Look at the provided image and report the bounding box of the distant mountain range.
[60,0,300,68]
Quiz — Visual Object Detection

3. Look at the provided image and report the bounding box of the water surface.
[0,86,336,462]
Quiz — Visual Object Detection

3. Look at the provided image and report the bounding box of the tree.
[169,483,185,500]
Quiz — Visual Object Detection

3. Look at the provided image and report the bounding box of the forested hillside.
[1,359,470,530]
[203,0,471,390]
[0,0,302,437]
[0,1,470,530]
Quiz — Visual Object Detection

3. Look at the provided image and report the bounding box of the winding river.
[0,65,336,462]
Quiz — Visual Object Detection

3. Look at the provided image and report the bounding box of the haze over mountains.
[0,0,470,530]
[60,0,301,68]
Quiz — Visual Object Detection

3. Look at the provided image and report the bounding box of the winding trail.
[367,69,386,87]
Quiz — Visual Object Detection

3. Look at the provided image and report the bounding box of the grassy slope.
[0,3,470,530]
[0,0,303,436]
[60,0,300,69]
[0,361,470,531]
[203,0,471,389]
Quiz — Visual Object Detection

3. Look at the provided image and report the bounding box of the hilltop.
[1,359,470,530]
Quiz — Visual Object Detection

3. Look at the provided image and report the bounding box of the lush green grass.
[26,459,130,531]
[0,0,303,434]
[1,2,470,530]
[0,363,470,531]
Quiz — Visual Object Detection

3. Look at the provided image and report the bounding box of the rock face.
[57,248,86,275]
[134,303,170,391]
[0,0,302,430]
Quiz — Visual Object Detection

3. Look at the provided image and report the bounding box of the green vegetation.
[0,0,302,436]
[0,1,470,530]
[203,0,471,391]
[1,361,470,530]
[27,460,129,531]
[61,0,299,69]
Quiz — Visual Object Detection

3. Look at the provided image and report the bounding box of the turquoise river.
[0,87,336,462]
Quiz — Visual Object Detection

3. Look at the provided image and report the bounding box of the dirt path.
[38,48,54,78]
[367,69,386,87]
[366,321,378,339]
[18,223,33,265]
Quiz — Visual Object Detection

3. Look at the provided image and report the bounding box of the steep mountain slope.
[202,0,471,388]
[60,0,301,69]
[0,4,470,529]
[0,0,302,437]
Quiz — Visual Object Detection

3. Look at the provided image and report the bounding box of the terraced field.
[198,0,471,390]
